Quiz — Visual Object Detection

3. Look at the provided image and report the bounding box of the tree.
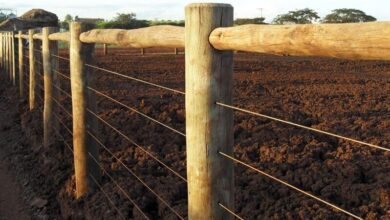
[273,8,319,24]
[322,9,376,23]
[96,13,149,29]
[235,17,266,25]
[64,14,73,22]
[60,14,73,31]
[149,19,184,27]
[0,13,7,23]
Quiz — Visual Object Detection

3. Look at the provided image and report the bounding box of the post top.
[186,3,233,9]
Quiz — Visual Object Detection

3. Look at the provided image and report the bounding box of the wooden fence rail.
[1,2,390,219]
[209,22,390,61]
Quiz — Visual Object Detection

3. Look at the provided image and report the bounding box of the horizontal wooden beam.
[48,32,70,42]
[33,33,42,40]
[80,25,184,48]
[209,22,390,61]
[17,34,29,40]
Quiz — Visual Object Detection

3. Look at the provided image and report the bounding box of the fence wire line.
[87,86,185,137]
[216,102,389,153]
[218,203,244,220]
[85,63,185,95]
[87,152,150,220]
[53,83,72,98]
[35,60,43,65]
[219,151,363,220]
[86,108,187,183]
[54,70,70,80]
[86,131,183,220]
[88,173,127,220]
[33,48,42,54]
[38,74,72,98]
[51,96,72,118]
[52,123,74,153]
[35,104,73,154]
[51,54,70,61]
[53,112,73,136]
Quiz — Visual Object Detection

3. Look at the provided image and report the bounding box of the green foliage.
[322,9,376,23]
[234,17,266,25]
[60,14,73,31]
[96,13,149,29]
[0,14,6,23]
[273,8,319,24]
[149,19,184,27]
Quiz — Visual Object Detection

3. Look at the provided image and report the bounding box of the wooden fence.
[0,3,389,219]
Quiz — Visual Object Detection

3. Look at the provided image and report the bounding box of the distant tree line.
[59,8,377,31]
[273,8,376,24]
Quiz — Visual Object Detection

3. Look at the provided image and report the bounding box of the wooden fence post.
[6,32,10,81]
[185,3,234,219]
[18,31,24,98]
[11,32,16,86]
[141,48,144,55]
[174,47,178,55]
[0,33,3,71]
[1,33,4,72]
[29,30,36,110]
[70,21,100,198]
[103,43,107,55]
[42,27,59,148]
[9,32,12,82]
[1,33,3,73]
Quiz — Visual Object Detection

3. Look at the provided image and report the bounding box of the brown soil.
[4,48,390,219]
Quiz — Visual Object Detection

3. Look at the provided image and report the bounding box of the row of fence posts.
[0,3,235,219]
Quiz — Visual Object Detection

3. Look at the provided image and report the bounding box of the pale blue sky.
[1,0,389,22]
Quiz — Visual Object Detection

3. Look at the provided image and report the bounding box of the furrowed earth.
[0,48,389,219]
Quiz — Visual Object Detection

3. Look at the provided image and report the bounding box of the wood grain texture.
[18,31,24,98]
[33,33,42,40]
[42,27,59,148]
[28,30,36,110]
[185,3,234,220]
[11,32,16,85]
[70,22,100,198]
[80,25,184,48]
[48,32,70,42]
[210,22,390,61]
[0,34,3,71]
[19,34,29,40]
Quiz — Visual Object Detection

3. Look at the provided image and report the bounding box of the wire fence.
[2,24,389,219]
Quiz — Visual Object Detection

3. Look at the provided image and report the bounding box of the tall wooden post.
[141,48,144,55]
[1,33,4,72]
[18,31,24,98]
[8,32,12,82]
[1,33,3,73]
[0,33,3,71]
[103,43,107,55]
[42,27,59,148]
[29,30,36,110]
[185,3,234,219]
[11,32,16,85]
[70,21,100,198]
[5,33,10,80]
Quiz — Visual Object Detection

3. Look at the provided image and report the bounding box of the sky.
[1,0,389,23]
